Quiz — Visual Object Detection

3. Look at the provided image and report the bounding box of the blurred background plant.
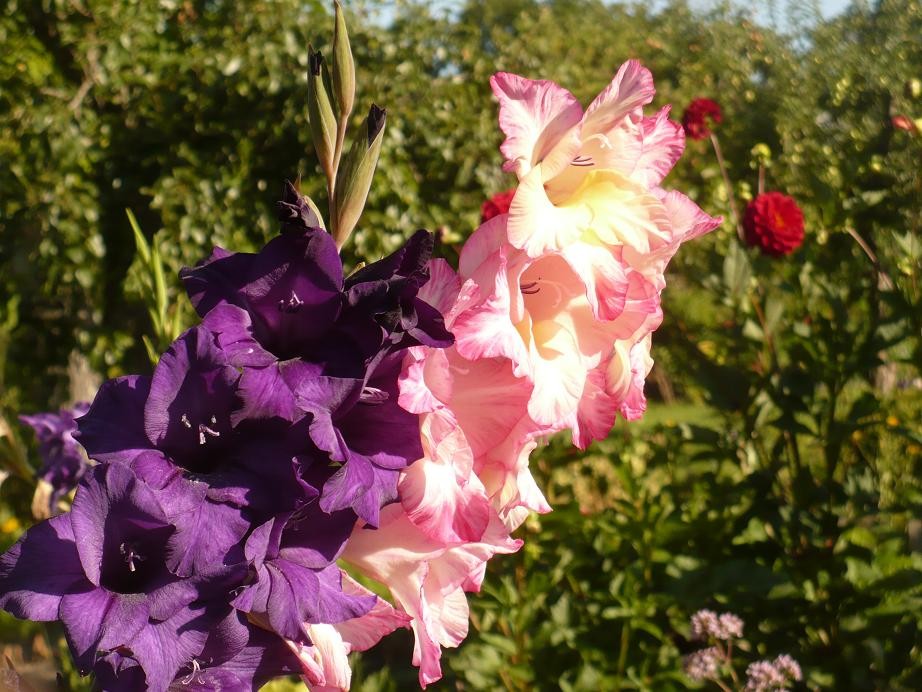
[0,0,919,689]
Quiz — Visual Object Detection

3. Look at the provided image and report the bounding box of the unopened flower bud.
[306,47,337,182]
[332,1,355,121]
[332,104,386,248]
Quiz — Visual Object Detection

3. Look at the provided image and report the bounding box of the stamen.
[278,291,304,313]
[359,386,389,404]
[571,155,594,167]
[181,659,202,685]
[119,542,145,572]
[198,423,221,445]
[180,414,192,429]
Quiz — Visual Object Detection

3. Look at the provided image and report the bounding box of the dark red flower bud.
[681,98,722,140]
[742,192,805,257]
[480,188,516,223]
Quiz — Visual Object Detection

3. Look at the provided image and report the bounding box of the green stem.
[710,132,743,241]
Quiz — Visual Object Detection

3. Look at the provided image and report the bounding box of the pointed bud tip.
[308,50,324,76]
[367,104,386,145]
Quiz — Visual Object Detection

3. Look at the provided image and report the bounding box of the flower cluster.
[684,646,721,682]
[480,188,515,222]
[742,191,805,256]
[691,609,745,640]
[0,60,718,691]
[745,655,803,691]
[0,183,452,690]
[682,97,722,140]
[19,403,90,513]
[338,60,720,687]
[683,609,802,691]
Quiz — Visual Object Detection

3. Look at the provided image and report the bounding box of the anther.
[278,291,304,313]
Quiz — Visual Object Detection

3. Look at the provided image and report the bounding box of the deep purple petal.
[157,476,250,577]
[0,514,87,621]
[144,326,241,474]
[172,611,301,691]
[200,304,277,369]
[92,652,147,691]
[319,457,388,526]
[180,246,254,318]
[243,229,344,358]
[75,375,153,464]
[278,502,357,569]
[69,464,172,587]
[128,602,215,692]
[311,563,376,624]
[233,363,300,425]
[60,589,149,672]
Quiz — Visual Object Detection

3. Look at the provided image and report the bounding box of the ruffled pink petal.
[633,106,685,187]
[334,573,412,652]
[490,72,584,179]
[506,164,583,256]
[343,506,521,688]
[418,258,462,318]
[582,60,656,137]
[292,624,351,691]
[399,413,492,543]
[571,366,619,449]
[659,188,723,243]
[614,335,654,421]
[560,242,629,321]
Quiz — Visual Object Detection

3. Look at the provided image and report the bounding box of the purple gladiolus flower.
[0,464,246,692]
[20,402,91,509]
[1,181,457,690]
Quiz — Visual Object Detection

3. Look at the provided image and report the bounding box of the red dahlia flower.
[681,98,722,140]
[480,188,516,222]
[743,191,805,256]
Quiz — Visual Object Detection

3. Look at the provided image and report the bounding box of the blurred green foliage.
[0,0,920,689]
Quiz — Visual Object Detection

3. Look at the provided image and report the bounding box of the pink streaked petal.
[607,272,662,341]
[582,60,656,136]
[527,340,585,427]
[659,189,723,243]
[475,427,549,517]
[633,106,685,187]
[334,573,411,652]
[452,260,529,370]
[399,416,492,544]
[418,258,462,317]
[560,242,630,321]
[458,216,507,280]
[490,72,583,179]
[399,347,451,415]
[446,354,533,459]
[343,508,520,688]
[295,624,351,691]
[614,335,654,421]
[507,164,585,256]
[571,366,620,449]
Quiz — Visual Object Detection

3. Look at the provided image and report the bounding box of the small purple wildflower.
[20,402,91,510]
[690,609,744,640]
[745,657,800,691]
[718,612,744,639]
[684,646,720,681]
[773,654,802,682]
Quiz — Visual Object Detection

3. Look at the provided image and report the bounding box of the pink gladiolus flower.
[460,62,720,444]
[342,505,521,688]
[286,573,411,691]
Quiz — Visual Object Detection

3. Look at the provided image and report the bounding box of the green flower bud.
[306,47,337,183]
[332,104,386,248]
[332,1,355,122]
